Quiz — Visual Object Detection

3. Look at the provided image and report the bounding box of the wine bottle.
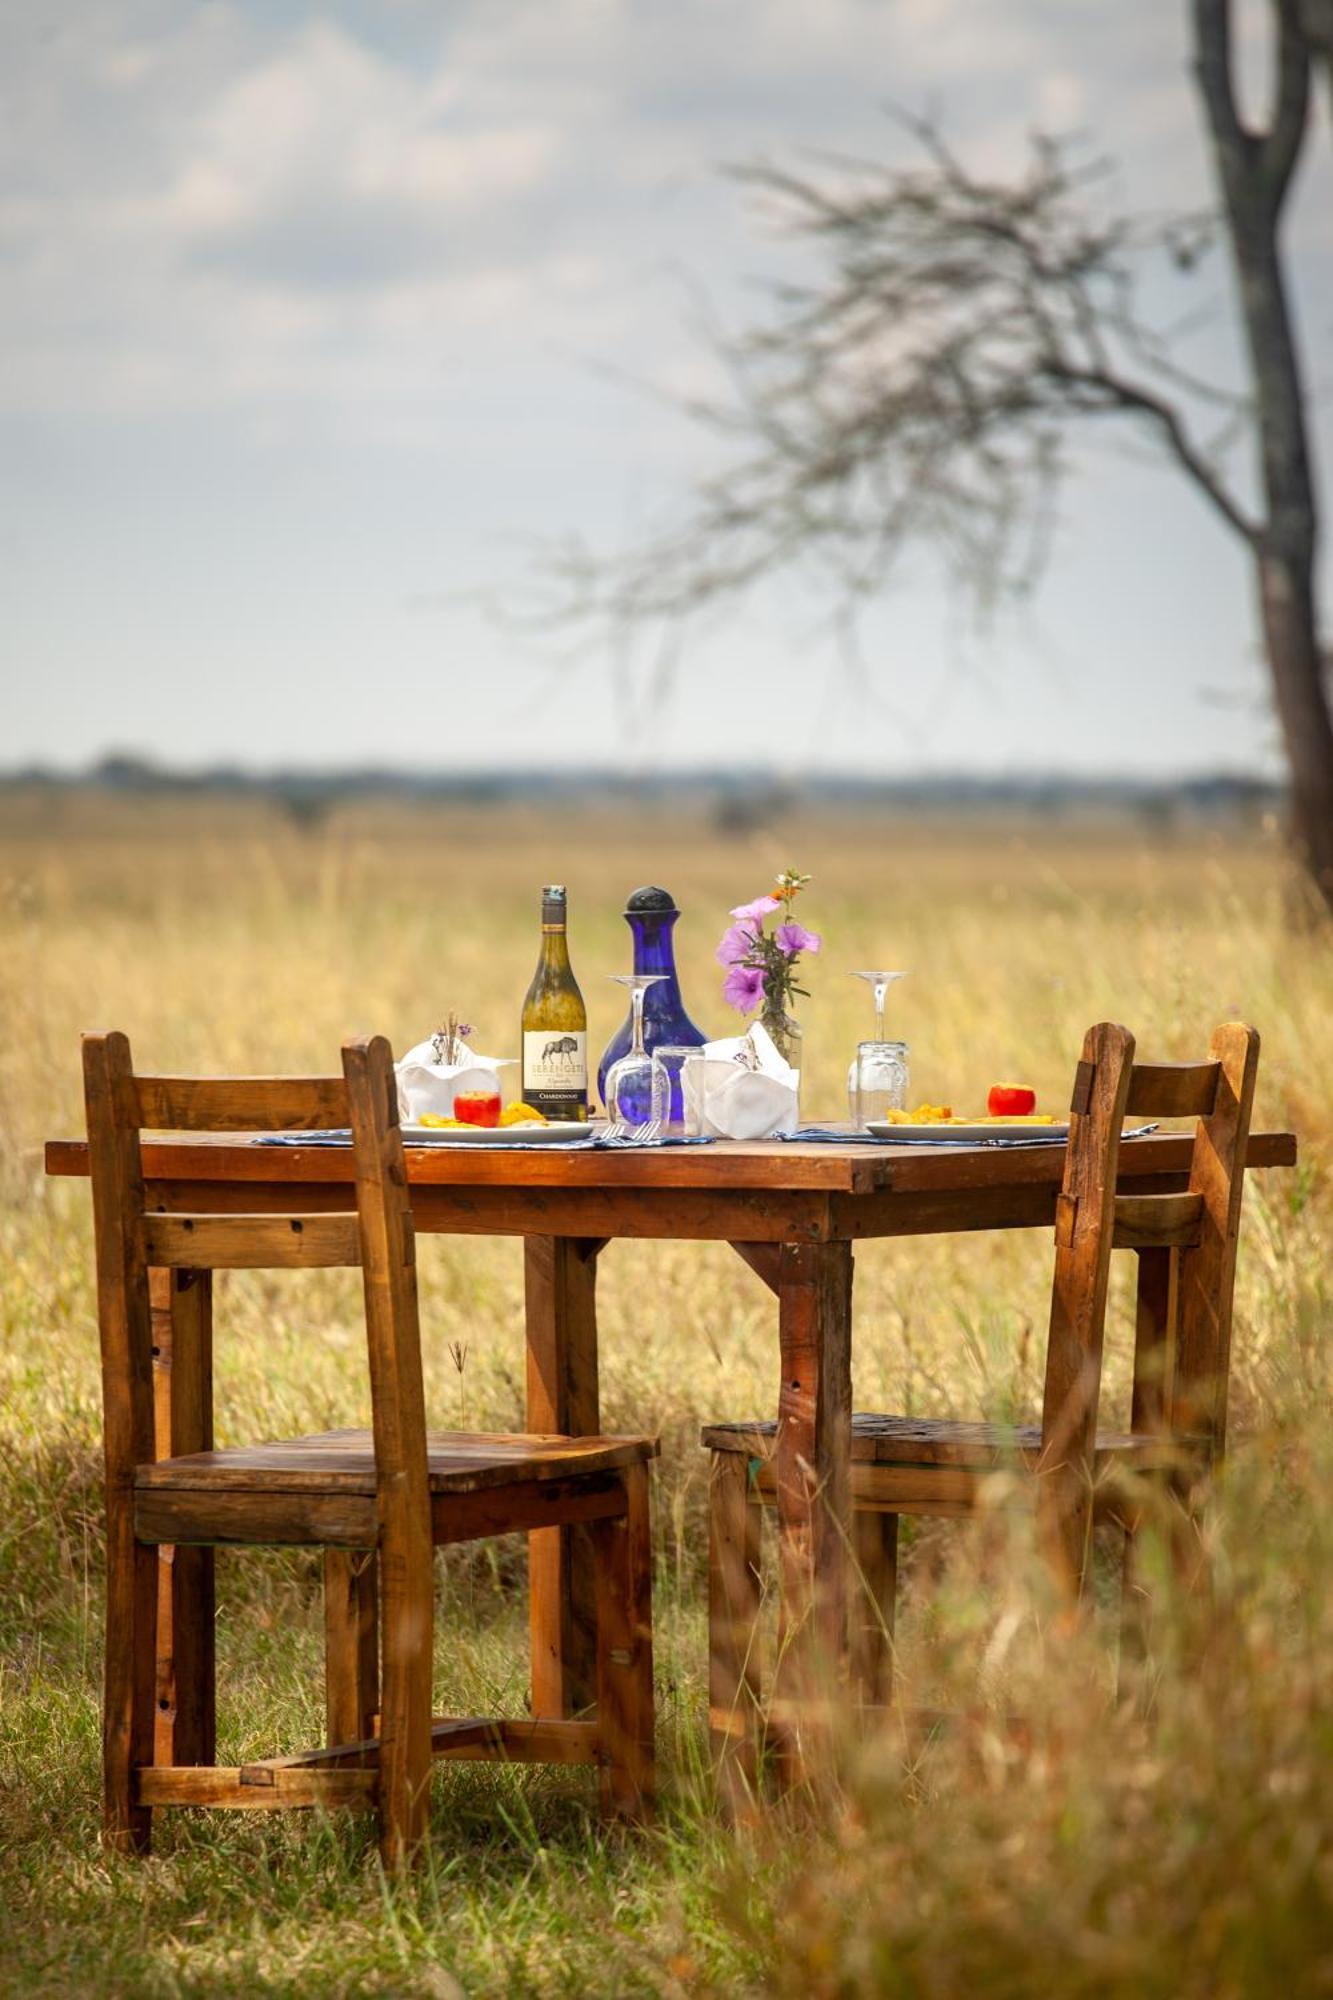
[521,884,589,1121]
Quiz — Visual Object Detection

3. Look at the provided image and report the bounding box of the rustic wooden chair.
[84,1030,656,1868]
[703,1021,1259,1773]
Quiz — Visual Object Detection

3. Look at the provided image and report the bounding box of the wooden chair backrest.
[82,1032,428,1522]
[1039,1021,1260,1558]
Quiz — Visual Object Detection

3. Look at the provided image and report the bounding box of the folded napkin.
[394,1035,513,1123]
[682,1021,800,1140]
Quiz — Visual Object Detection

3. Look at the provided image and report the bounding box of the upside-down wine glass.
[852,968,908,1041]
[847,968,911,1126]
[603,973,668,1137]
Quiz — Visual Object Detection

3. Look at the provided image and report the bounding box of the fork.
[600,1117,663,1146]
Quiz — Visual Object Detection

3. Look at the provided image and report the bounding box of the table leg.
[771,1239,854,1758]
[149,1266,215,1766]
[524,1236,603,1717]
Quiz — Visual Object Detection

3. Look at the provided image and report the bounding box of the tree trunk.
[1256,545,1333,904]
[1233,222,1333,908]
[1240,222,1333,909]
[1193,0,1333,912]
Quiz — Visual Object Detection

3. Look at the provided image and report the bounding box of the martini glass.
[603,974,668,1138]
[848,969,910,1126]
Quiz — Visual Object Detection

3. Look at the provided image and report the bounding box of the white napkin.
[394,1037,514,1123]
[682,1020,800,1140]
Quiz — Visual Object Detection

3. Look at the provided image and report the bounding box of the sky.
[2,0,1330,779]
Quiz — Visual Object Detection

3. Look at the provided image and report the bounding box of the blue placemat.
[252,1130,715,1152]
[781,1126,886,1144]
[781,1124,1157,1149]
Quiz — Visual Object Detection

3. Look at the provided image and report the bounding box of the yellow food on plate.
[880,1105,1061,1127]
[500,1102,548,1126]
[970,1113,1061,1125]
[418,1105,550,1129]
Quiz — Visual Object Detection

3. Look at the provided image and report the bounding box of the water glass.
[650,1044,696,1138]
[849,1039,910,1125]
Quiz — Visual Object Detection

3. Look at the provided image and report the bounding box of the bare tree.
[538,0,1332,907]
[1193,0,1331,902]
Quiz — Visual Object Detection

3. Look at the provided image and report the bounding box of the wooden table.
[46,1126,1296,1758]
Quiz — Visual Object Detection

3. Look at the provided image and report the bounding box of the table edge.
[43,1128,1300,1189]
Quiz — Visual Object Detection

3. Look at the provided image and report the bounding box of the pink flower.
[715,921,758,967]
[729,895,780,924]
[775,922,822,958]
[721,963,766,1014]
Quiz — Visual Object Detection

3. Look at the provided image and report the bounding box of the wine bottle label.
[522,1030,588,1115]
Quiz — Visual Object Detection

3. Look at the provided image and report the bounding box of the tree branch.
[1301,0,1333,99]
[1195,0,1312,213]
[1045,362,1261,544]
[1264,0,1313,203]
[513,123,1267,660]
[1193,0,1248,160]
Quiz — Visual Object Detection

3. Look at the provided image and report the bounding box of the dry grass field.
[1,794,1330,1996]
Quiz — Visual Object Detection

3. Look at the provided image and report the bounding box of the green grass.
[1,799,1331,1995]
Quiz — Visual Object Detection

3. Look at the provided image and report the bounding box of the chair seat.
[701,1412,1188,1470]
[138,1428,657,1494]
[133,1429,658,1551]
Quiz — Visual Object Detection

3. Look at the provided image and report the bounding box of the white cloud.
[7,0,1293,422]
[158,20,561,267]
[0,7,586,415]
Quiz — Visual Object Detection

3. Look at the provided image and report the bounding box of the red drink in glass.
[453,1090,502,1128]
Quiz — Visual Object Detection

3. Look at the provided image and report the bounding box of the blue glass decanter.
[597,886,708,1114]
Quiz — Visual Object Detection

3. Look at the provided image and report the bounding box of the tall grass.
[0,797,1329,1995]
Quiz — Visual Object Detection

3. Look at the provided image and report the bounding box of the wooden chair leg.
[1037,1459,1097,1606]
[104,1526,159,1854]
[708,1451,762,1804]
[1118,1469,1200,1698]
[1116,1509,1149,1700]
[324,1550,378,1746]
[376,1531,433,1871]
[851,1508,897,1707]
[592,1461,655,1818]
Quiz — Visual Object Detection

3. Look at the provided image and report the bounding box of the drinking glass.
[848,969,909,1124]
[678,1050,709,1137]
[851,1039,910,1125]
[650,1044,696,1138]
[603,974,668,1137]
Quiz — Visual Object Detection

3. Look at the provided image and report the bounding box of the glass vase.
[761,1001,802,1122]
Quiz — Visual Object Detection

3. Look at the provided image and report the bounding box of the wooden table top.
[44,1127,1298,1197]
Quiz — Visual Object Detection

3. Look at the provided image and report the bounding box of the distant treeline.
[1,754,1284,831]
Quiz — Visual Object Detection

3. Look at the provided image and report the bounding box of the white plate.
[865,1121,1070,1144]
[401,1120,590,1145]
